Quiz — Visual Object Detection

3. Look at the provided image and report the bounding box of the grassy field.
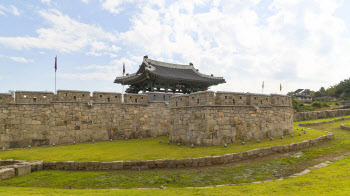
[0,117,350,194]
[0,126,326,161]
[0,156,349,195]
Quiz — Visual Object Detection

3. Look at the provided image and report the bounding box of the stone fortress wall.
[170,91,293,146]
[0,90,170,148]
[0,90,293,148]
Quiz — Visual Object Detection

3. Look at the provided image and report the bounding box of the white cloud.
[41,0,51,4]
[80,0,89,3]
[0,54,32,63]
[0,9,118,54]
[100,0,165,14]
[0,4,20,16]
[111,0,350,93]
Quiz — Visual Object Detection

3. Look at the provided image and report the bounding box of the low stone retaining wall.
[294,109,350,122]
[0,160,43,180]
[42,133,334,171]
[297,117,350,127]
[340,124,350,131]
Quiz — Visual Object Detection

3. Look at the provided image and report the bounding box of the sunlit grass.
[0,128,325,162]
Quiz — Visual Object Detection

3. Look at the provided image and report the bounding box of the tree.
[319,87,326,95]
[302,89,311,94]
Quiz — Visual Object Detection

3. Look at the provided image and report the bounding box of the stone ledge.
[340,124,350,131]
[297,117,350,127]
[41,130,333,171]
[0,160,43,181]
[170,105,280,109]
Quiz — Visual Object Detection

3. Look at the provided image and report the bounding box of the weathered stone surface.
[13,165,31,176]
[0,168,15,180]
[99,162,112,170]
[111,161,123,170]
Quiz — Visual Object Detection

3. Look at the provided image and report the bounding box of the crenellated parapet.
[15,91,54,104]
[93,92,122,103]
[270,94,292,106]
[169,91,292,107]
[56,90,91,102]
[123,93,148,104]
[0,93,12,106]
[215,91,246,105]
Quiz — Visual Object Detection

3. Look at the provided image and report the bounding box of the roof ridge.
[145,58,193,69]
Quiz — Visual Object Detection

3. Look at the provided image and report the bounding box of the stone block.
[123,161,135,170]
[74,162,87,170]
[231,153,239,161]
[212,156,224,165]
[55,161,65,170]
[204,156,213,166]
[13,165,31,176]
[175,159,185,168]
[223,154,233,163]
[155,159,165,168]
[191,158,199,167]
[198,157,206,167]
[183,158,193,167]
[111,161,123,170]
[145,160,156,169]
[29,162,43,172]
[99,162,112,170]
[86,161,99,170]
[0,168,15,180]
[64,161,75,170]
[164,159,176,168]
[43,161,56,170]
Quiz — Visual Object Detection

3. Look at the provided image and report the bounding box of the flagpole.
[55,71,56,94]
[122,62,125,103]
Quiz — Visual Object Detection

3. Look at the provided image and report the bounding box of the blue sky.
[0,0,350,94]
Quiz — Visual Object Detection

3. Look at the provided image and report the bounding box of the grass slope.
[0,128,325,162]
[0,156,349,195]
[1,118,350,191]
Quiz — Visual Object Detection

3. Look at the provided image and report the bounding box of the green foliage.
[311,101,322,108]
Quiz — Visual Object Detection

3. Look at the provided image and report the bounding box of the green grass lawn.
[1,118,349,190]
[0,127,325,162]
[0,155,349,195]
[0,117,349,195]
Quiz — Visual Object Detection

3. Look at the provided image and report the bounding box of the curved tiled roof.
[114,57,226,85]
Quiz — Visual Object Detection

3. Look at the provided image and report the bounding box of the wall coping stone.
[216,91,245,94]
[93,91,122,94]
[340,124,350,131]
[15,91,54,94]
[246,93,271,96]
[170,105,293,109]
[39,123,332,171]
[57,90,90,93]
[297,108,350,114]
[9,103,52,106]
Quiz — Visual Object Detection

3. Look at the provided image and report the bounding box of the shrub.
[312,101,322,108]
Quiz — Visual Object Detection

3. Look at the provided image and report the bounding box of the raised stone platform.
[0,160,43,180]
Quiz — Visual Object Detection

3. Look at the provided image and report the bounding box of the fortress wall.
[170,106,294,146]
[188,91,215,106]
[294,108,350,122]
[271,94,292,106]
[15,91,54,104]
[0,93,12,106]
[170,95,189,107]
[56,90,91,102]
[215,92,246,105]
[93,92,122,103]
[0,102,170,148]
[123,94,148,104]
[246,93,271,106]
